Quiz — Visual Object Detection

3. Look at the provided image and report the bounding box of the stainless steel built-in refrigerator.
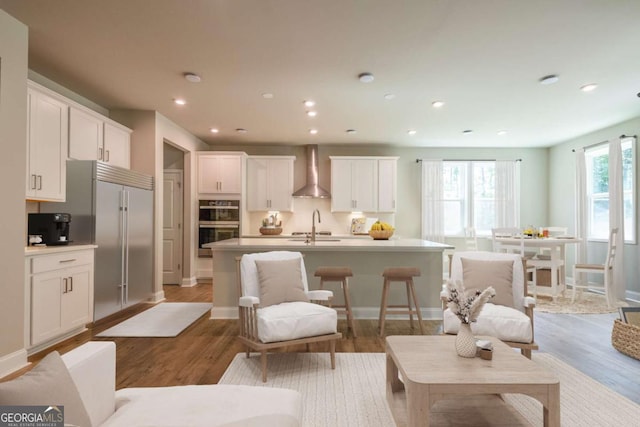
[42,160,154,321]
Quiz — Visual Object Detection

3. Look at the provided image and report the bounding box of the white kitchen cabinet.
[26,248,94,351]
[69,106,131,169]
[69,107,103,161]
[103,122,131,168]
[330,158,377,212]
[330,156,398,212]
[377,158,397,212]
[197,152,245,195]
[247,156,295,211]
[26,84,68,201]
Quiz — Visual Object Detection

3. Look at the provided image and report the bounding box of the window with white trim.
[443,161,501,236]
[585,138,636,242]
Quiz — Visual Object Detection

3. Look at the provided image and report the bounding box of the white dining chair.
[572,228,618,306]
[464,227,478,251]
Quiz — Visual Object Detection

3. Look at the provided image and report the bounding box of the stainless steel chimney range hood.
[292,145,331,198]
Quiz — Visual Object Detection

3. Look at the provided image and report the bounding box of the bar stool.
[314,267,357,337]
[378,267,424,337]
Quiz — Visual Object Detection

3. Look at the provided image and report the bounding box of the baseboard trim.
[197,269,212,279]
[181,276,198,287]
[210,306,443,320]
[0,348,29,379]
[150,291,166,303]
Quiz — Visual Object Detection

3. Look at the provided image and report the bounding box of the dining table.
[494,236,582,300]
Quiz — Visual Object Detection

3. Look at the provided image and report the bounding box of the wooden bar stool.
[378,267,424,337]
[314,267,357,337]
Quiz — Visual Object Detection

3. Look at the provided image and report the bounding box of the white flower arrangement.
[446,280,496,324]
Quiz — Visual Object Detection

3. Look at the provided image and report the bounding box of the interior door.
[94,180,124,321]
[163,170,183,284]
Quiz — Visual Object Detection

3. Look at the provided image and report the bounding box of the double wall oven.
[198,200,240,257]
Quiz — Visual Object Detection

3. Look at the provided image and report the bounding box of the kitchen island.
[204,237,452,319]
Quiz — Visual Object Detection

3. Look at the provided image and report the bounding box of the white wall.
[0,9,29,376]
[549,117,640,299]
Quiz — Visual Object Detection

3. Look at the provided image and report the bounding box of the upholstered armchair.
[441,251,538,358]
[236,251,342,381]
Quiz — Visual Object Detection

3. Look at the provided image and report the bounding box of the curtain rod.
[571,135,636,152]
[415,158,522,163]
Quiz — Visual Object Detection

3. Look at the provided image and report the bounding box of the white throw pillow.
[0,350,92,427]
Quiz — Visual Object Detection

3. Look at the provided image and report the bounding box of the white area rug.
[219,352,640,427]
[535,292,627,314]
[96,302,210,337]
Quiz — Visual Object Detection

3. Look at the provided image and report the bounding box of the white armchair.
[441,251,538,358]
[236,251,342,381]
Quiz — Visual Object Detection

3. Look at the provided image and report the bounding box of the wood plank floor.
[15,283,640,405]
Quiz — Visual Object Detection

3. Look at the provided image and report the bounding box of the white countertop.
[204,237,452,252]
[25,244,98,256]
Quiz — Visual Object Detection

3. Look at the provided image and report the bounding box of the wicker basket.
[612,318,640,360]
[369,229,394,240]
[259,227,283,235]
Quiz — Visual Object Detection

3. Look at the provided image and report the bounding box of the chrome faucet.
[311,209,321,242]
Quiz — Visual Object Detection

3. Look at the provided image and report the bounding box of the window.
[442,161,505,236]
[585,138,636,242]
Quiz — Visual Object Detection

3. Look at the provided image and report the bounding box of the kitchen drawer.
[30,250,94,274]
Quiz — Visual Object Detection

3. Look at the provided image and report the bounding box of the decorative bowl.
[259,227,283,235]
[369,229,394,240]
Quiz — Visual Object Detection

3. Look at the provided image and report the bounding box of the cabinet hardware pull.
[59,259,77,263]
[31,174,37,190]
[98,147,103,160]
[37,175,43,190]
[105,150,110,162]
[62,277,68,294]
[68,276,73,292]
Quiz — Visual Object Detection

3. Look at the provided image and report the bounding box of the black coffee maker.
[28,213,71,245]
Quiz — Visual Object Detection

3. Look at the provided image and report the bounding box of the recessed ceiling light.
[581,83,598,92]
[407,130,417,136]
[304,100,316,107]
[539,75,559,85]
[174,98,186,106]
[262,93,274,99]
[184,73,201,83]
[384,93,395,100]
[306,111,317,117]
[236,128,247,133]
[210,128,219,134]
[497,130,507,136]
[346,129,357,134]
[309,129,318,135]
[462,130,473,135]
[358,72,374,83]
[432,101,445,108]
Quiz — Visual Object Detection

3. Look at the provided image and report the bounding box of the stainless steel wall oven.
[198,200,240,257]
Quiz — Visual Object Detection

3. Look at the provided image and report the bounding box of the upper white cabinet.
[330,158,377,212]
[69,106,131,169]
[103,122,131,168]
[26,84,68,202]
[330,156,398,212]
[197,152,245,195]
[377,158,397,212]
[247,156,295,211]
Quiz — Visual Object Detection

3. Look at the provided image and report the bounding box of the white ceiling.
[2,0,640,148]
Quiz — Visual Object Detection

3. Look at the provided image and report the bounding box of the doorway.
[163,169,183,284]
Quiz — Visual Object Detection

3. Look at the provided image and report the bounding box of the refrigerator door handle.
[124,189,130,304]
[120,189,127,306]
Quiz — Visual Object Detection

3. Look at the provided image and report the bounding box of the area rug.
[219,352,640,427]
[534,292,626,314]
[96,302,210,337]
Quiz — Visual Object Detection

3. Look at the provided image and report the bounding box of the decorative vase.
[455,322,477,358]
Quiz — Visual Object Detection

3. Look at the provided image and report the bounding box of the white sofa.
[61,341,302,426]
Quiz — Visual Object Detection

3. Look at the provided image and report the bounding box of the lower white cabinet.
[25,248,94,351]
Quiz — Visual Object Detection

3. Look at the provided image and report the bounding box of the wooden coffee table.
[386,335,560,427]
